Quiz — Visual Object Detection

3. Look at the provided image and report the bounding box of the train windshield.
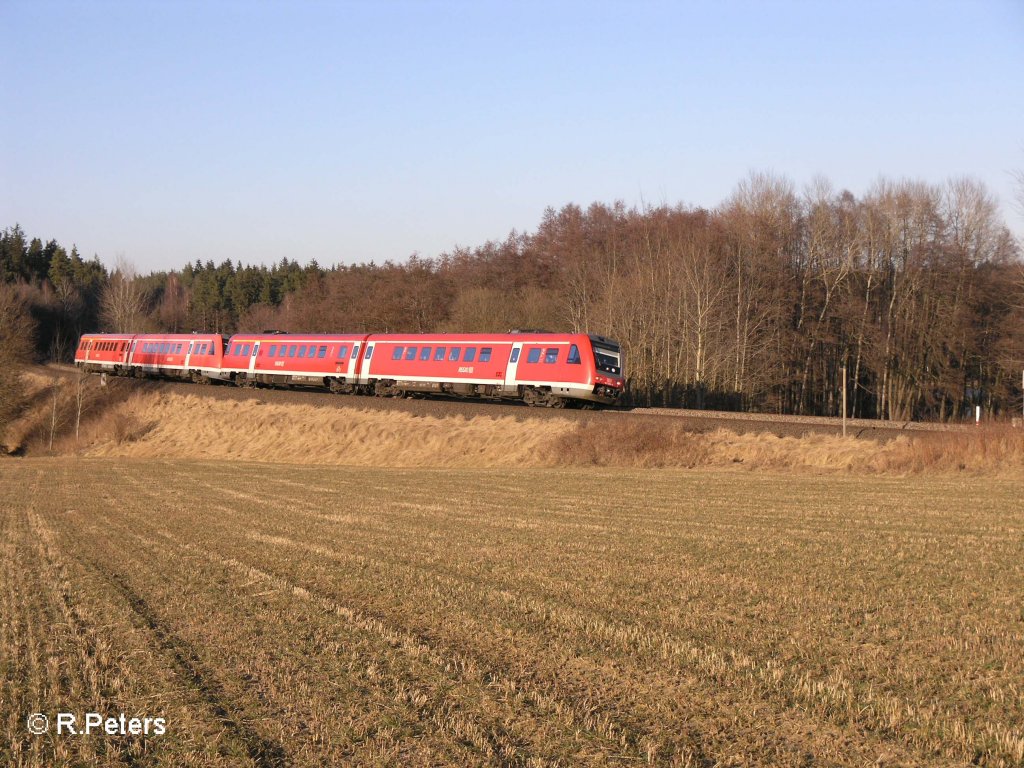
[593,347,621,375]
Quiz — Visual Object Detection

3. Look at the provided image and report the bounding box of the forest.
[2,173,1022,420]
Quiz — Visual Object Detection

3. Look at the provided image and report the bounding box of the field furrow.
[2,458,1021,766]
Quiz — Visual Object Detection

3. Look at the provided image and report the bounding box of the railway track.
[48,365,960,442]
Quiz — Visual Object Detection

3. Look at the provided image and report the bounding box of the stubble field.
[1,458,1022,767]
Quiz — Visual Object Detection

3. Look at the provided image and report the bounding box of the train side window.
[464,347,476,362]
[365,345,373,359]
[405,347,417,361]
[544,348,558,364]
[177,344,183,353]
[288,345,296,357]
[307,344,316,356]
[510,348,520,363]
[297,346,306,358]
[434,346,445,361]
[480,348,492,362]
[241,344,250,356]
[268,344,277,356]
[392,346,403,360]
[568,344,581,364]
[278,345,286,357]
[319,345,327,358]
[351,344,359,359]
[420,347,431,361]
[449,347,460,361]
[339,345,349,359]
[527,348,541,364]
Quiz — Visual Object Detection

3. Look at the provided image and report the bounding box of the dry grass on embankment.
[550,419,1024,476]
[4,374,1022,475]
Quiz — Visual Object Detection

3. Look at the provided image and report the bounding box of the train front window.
[594,347,621,375]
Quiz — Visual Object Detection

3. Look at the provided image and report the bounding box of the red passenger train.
[75,330,625,407]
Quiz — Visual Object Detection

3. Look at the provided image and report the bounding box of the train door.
[348,343,360,379]
[358,344,374,385]
[184,341,193,369]
[128,339,138,365]
[503,343,524,391]
[248,342,260,377]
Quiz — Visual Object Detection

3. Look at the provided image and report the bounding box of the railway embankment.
[5,368,1022,476]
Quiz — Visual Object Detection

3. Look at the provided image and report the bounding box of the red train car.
[222,333,370,390]
[360,331,623,406]
[74,333,134,373]
[129,333,228,382]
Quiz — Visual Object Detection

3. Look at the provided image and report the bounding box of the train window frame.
[268,344,277,357]
[365,345,373,359]
[405,347,417,361]
[544,348,558,364]
[288,345,297,358]
[464,347,476,362]
[241,344,250,357]
[319,345,327,358]
[480,348,492,363]
[297,346,306,359]
[510,348,520,363]
[568,344,581,364]
[420,347,431,361]
[392,346,404,360]
[176,344,183,354]
[434,346,446,361]
[527,348,541,364]
[449,347,460,361]
[339,344,349,359]
[351,344,359,359]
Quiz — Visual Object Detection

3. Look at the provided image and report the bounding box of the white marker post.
[841,364,847,438]
[975,404,981,425]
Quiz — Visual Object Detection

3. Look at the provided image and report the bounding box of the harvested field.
[2,459,1022,766]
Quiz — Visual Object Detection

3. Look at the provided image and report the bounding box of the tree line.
[2,172,1022,420]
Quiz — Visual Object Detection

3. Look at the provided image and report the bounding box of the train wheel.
[523,388,543,407]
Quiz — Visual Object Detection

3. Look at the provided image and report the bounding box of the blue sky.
[2,0,1022,272]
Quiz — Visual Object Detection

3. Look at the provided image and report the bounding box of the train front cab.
[510,334,624,406]
[586,334,625,404]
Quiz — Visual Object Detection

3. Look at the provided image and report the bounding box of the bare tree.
[100,256,148,332]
